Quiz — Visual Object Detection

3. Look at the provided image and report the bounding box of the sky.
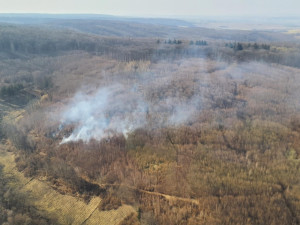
[0,0,299,17]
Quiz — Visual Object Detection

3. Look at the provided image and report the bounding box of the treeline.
[158,39,207,46]
[162,39,183,44]
[225,42,271,51]
[0,25,142,56]
[1,25,300,69]
[190,40,208,46]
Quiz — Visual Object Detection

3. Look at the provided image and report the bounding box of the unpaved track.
[97,182,200,205]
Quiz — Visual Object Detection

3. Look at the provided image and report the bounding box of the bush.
[98,194,122,211]
[119,212,140,225]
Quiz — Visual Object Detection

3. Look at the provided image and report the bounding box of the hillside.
[1,14,299,41]
[0,16,300,224]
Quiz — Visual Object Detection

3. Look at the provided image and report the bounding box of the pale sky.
[0,0,299,17]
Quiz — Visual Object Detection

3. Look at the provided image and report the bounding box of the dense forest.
[0,16,300,224]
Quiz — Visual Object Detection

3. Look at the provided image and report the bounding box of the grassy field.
[0,144,135,225]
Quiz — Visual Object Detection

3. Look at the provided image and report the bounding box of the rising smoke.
[58,72,208,143]
[58,60,294,144]
[60,84,148,143]
[59,81,203,144]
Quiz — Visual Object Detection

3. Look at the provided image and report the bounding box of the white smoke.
[59,81,203,144]
[168,98,201,125]
[60,85,148,143]
[55,60,300,144]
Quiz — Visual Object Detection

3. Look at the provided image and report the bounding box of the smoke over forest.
[60,85,148,143]
[1,14,300,225]
[58,59,300,144]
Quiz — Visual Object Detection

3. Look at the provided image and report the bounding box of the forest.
[0,15,300,225]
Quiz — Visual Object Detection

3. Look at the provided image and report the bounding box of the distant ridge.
[0,13,195,27]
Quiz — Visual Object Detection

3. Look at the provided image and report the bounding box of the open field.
[0,144,135,225]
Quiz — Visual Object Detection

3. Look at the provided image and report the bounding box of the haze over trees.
[0,14,300,225]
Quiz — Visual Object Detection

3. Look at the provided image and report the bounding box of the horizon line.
[0,12,300,19]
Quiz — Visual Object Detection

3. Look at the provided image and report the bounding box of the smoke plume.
[60,85,148,143]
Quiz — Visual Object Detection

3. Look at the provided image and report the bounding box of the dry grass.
[0,145,136,225]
